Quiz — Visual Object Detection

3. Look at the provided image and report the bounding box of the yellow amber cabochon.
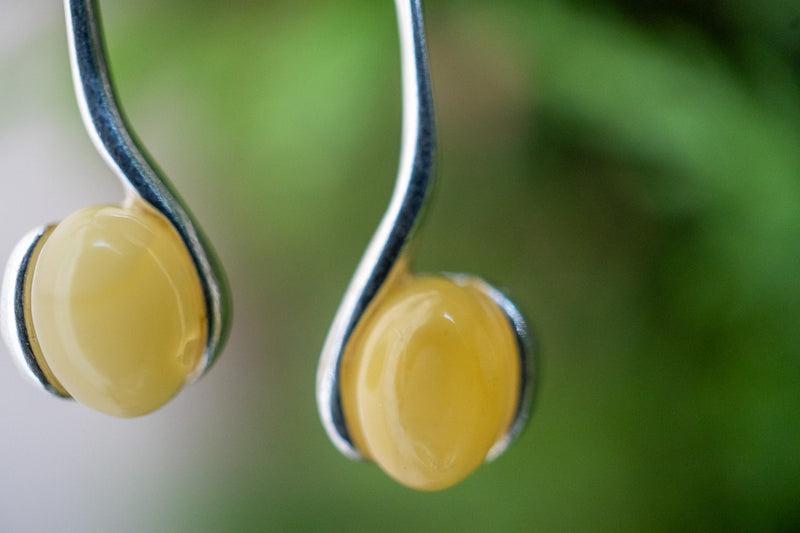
[30,202,206,417]
[341,274,520,490]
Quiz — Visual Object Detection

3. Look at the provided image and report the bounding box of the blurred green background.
[1,0,799,531]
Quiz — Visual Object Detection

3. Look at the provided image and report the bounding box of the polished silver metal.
[315,0,435,459]
[0,225,68,397]
[316,0,534,461]
[64,0,230,381]
[0,0,231,397]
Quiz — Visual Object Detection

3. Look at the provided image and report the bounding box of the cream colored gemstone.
[341,274,520,491]
[30,202,206,417]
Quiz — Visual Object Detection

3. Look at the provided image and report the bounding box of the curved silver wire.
[63,0,231,379]
[0,0,231,397]
[316,0,534,462]
[316,0,435,459]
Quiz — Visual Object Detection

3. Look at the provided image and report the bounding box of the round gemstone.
[30,202,206,417]
[341,274,520,490]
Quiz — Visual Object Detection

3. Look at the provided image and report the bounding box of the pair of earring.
[2,0,535,492]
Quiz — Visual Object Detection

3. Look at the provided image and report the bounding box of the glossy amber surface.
[341,274,520,490]
[30,202,206,417]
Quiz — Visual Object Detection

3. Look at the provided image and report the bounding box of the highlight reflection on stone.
[341,274,520,491]
[30,202,206,417]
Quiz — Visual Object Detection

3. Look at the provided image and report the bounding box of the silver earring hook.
[316,0,436,460]
[316,0,534,462]
[65,0,230,377]
[1,0,231,397]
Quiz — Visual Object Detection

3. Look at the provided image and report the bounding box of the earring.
[316,0,535,491]
[0,0,231,417]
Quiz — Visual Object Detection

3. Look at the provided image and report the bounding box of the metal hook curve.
[64,0,231,376]
[316,0,436,459]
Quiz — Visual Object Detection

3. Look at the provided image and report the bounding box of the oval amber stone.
[341,275,520,490]
[30,203,206,417]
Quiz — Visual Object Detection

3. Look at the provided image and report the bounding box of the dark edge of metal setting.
[0,227,71,398]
